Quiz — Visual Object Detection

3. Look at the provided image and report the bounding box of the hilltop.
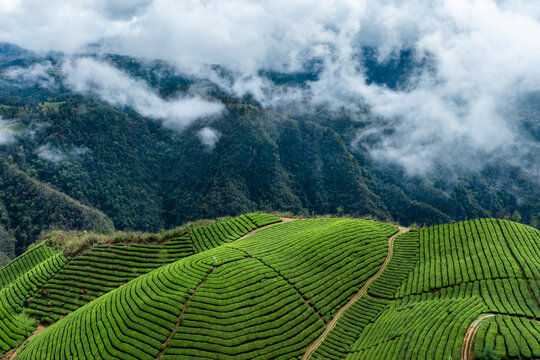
[0,213,537,359]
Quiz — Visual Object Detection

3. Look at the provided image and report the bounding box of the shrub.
[477,345,500,360]
[15,311,37,335]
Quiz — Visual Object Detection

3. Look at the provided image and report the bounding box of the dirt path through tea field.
[302,225,409,360]
[461,314,496,360]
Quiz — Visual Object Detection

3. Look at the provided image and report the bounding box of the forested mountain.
[0,158,113,261]
[0,46,538,261]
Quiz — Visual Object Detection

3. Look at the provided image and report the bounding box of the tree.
[531,215,539,229]
[477,345,499,360]
[512,210,522,223]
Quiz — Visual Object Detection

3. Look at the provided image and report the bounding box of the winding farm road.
[302,225,409,360]
[461,314,496,360]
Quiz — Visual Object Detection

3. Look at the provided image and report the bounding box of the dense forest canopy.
[0,0,538,259]
[0,46,538,246]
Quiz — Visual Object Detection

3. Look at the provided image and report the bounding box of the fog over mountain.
[0,6,539,357]
[1,0,539,178]
[62,58,224,130]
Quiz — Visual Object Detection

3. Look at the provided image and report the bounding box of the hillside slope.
[0,213,282,356]
[0,157,114,260]
[314,218,539,360]
[1,51,538,231]
[15,217,396,359]
[0,215,537,359]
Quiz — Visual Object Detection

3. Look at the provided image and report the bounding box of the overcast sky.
[1,0,539,175]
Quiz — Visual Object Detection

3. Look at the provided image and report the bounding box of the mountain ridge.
[0,45,537,264]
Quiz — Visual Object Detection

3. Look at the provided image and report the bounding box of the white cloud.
[0,0,21,13]
[0,0,539,174]
[61,57,224,130]
[37,143,66,163]
[342,0,540,175]
[0,117,15,145]
[197,126,221,151]
[37,143,90,163]
[4,61,54,88]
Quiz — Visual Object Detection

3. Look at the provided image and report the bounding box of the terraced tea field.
[0,215,537,359]
[320,219,539,360]
[0,212,281,355]
[23,212,280,325]
[0,243,68,352]
[311,229,419,360]
[15,218,397,359]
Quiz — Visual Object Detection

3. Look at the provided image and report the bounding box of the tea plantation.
[0,215,537,359]
[319,219,539,360]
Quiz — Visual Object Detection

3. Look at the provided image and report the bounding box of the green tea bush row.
[190,213,280,252]
[164,257,324,360]
[245,212,282,227]
[496,219,539,281]
[233,219,396,318]
[335,220,538,360]
[26,240,194,324]
[345,296,487,360]
[474,316,540,359]
[398,278,539,320]
[0,243,56,290]
[398,219,535,295]
[368,230,419,299]
[18,248,247,359]
[0,251,67,351]
[25,214,278,325]
[314,297,389,360]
